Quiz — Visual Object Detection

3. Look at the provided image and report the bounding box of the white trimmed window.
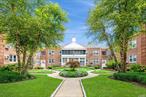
[93,50,99,55]
[9,55,17,62]
[48,50,55,55]
[48,59,55,63]
[129,40,137,48]
[129,55,137,63]
[93,59,99,65]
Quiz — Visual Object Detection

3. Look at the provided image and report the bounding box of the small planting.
[59,69,88,77]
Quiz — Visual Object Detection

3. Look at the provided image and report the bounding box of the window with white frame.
[9,55,17,62]
[129,55,137,63]
[48,59,55,63]
[93,59,99,65]
[63,58,67,63]
[48,50,55,55]
[93,50,99,55]
[129,40,137,48]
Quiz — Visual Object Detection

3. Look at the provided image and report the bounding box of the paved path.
[48,70,98,97]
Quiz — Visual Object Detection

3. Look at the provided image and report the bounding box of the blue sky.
[51,0,107,47]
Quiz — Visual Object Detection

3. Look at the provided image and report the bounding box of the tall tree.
[88,0,145,72]
[87,5,120,71]
[0,0,67,75]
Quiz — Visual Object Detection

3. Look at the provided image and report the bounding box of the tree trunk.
[103,32,120,71]
[21,51,34,75]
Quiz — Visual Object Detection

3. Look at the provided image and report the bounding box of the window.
[9,55,17,62]
[63,58,67,63]
[48,50,55,55]
[48,59,55,63]
[93,50,99,55]
[93,59,99,65]
[49,59,52,63]
[102,51,107,55]
[9,55,13,62]
[129,55,137,63]
[80,58,85,65]
[129,40,137,48]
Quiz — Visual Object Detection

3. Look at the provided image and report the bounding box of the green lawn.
[92,69,115,75]
[28,69,53,74]
[0,75,62,97]
[82,75,146,97]
[53,67,95,71]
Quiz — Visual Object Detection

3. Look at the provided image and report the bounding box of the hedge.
[0,70,33,83]
[113,72,146,84]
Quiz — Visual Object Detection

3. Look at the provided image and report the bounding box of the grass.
[0,75,62,97]
[53,66,95,71]
[28,69,53,74]
[82,74,146,97]
[92,69,115,75]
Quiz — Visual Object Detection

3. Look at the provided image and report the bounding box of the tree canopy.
[0,0,67,75]
[88,0,146,72]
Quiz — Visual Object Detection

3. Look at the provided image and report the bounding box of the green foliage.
[0,64,18,72]
[113,72,146,84]
[130,64,146,72]
[33,66,44,69]
[59,69,88,77]
[88,0,145,72]
[0,0,67,74]
[0,70,33,83]
[48,66,52,69]
[106,60,121,70]
[94,65,100,69]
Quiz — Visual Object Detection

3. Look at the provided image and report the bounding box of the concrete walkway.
[48,70,98,97]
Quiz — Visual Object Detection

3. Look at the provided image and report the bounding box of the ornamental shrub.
[0,70,34,83]
[113,72,146,85]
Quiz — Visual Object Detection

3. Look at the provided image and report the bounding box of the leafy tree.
[0,0,67,75]
[88,0,145,72]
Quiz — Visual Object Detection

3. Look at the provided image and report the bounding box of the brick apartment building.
[1,32,146,68]
[127,33,146,65]
[0,35,17,66]
[34,38,109,68]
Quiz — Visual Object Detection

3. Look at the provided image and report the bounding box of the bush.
[59,69,88,77]
[0,70,34,83]
[0,64,18,72]
[113,72,146,85]
[130,64,146,72]
[48,66,52,69]
[33,66,44,69]
[106,60,121,70]
[94,65,100,69]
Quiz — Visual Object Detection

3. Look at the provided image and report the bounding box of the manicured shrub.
[94,65,100,69]
[113,72,146,85]
[0,70,34,83]
[48,66,52,69]
[59,69,88,77]
[106,60,121,70]
[33,66,44,69]
[129,64,146,72]
[0,64,18,72]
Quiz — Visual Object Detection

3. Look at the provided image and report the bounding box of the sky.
[51,0,107,47]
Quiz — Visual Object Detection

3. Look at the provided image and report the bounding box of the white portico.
[61,38,86,66]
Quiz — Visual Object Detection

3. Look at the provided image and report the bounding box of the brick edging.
[50,80,65,97]
[80,79,87,97]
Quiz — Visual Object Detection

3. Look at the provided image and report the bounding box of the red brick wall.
[0,35,4,66]
[127,33,146,65]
